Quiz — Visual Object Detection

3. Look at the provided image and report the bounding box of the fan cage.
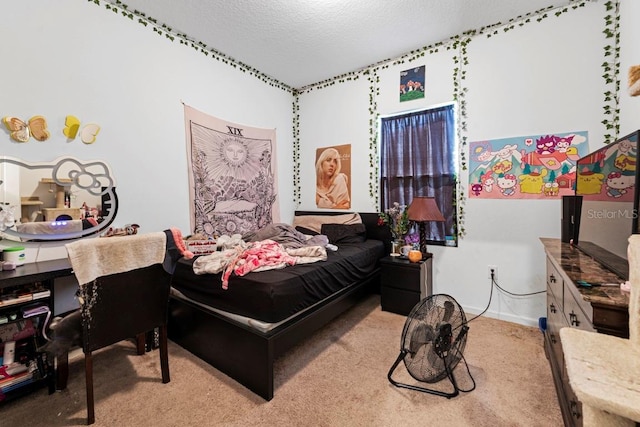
[400,294,468,383]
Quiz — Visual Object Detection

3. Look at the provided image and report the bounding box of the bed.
[167,211,390,400]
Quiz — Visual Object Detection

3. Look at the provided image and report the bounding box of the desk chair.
[63,232,175,425]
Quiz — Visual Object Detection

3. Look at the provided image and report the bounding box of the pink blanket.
[221,240,296,289]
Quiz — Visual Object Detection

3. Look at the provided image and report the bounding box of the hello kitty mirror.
[0,156,118,241]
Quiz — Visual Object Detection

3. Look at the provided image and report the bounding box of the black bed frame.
[167,211,389,400]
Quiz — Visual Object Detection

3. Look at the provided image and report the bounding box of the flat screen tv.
[573,129,640,280]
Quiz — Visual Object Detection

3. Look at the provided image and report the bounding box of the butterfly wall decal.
[63,115,100,144]
[2,116,50,142]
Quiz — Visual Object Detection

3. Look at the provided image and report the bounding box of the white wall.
[0,0,294,261]
[298,1,624,326]
[2,0,635,327]
[619,0,640,133]
[298,77,374,210]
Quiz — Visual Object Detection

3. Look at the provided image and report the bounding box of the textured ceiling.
[117,0,574,89]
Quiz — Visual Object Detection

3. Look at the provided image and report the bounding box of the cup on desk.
[400,245,411,257]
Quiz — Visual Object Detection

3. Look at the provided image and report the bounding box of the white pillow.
[292,213,362,234]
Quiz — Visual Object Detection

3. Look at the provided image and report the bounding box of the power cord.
[491,268,546,297]
[446,269,544,393]
[466,269,545,324]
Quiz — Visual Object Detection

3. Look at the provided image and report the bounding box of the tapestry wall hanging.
[183,104,279,238]
[399,65,425,102]
[468,131,589,199]
[315,143,351,209]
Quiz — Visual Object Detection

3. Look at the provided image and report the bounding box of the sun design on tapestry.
[189,122,276,237]
[213,137,251,174]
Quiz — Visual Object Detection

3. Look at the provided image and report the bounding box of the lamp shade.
[406,197,445,222]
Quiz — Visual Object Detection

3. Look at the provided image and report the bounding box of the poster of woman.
[315,144,351,209]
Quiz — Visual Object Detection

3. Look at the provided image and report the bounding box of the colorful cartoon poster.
[576,132,637,202]
[400,66,425,102]
[468,131,589,199]
[315,144,351,209]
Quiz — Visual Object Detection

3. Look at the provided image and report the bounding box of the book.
[0,293,32,307]
[0,371,33,392]
[0,370,31,387]
[0,362,29,378]
[31,289,51,300]
[1,376,34,393]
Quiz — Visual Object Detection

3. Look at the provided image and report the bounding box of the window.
[379,103,457,246]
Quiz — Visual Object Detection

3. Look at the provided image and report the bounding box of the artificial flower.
[378,202,409,240]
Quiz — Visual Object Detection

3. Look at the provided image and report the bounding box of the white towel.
[65,232,166,286]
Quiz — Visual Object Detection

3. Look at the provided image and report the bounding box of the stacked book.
[0,363,33,393]
[0,293,32,307]
[0,288,50,309]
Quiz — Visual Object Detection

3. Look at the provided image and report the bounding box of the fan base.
[387,351,461,398]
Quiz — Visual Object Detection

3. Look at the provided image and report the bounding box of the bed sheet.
[170,239,385,323]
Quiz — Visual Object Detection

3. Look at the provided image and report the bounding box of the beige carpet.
[1,295,562,426]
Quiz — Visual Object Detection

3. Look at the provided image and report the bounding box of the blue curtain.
[380,104,457,244]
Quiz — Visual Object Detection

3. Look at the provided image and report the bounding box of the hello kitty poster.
[468,131,589,199]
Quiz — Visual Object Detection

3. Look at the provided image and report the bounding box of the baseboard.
[461,306,539,328]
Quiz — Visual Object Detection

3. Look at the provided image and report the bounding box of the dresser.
[541,238,630,427]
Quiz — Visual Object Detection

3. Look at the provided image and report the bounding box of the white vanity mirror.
[0,157,117,241]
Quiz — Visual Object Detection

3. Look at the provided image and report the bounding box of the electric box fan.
[387,293,470,398]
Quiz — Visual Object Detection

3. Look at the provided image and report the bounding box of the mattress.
[170,239,385,323]
[170,287,306,334]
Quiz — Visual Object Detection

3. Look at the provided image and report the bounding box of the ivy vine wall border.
[95,0,620,238]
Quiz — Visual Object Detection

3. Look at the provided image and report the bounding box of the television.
[573,129,640,280]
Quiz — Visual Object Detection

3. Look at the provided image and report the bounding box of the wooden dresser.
[541,238,630,427]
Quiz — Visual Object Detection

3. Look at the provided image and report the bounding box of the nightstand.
[380,254,433,316]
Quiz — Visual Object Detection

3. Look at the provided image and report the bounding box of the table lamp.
[406,197,445,257]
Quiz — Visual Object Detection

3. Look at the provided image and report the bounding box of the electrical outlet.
[487,265,498,281]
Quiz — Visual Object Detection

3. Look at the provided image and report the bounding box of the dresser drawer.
[563,282,595,332]
[546,287,566,377]
[380,261,423,293]
[381,286,420,316]
[591,302,629,338]
[546,258,563,305]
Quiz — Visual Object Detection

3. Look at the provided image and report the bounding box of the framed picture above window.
[399,65,425,102]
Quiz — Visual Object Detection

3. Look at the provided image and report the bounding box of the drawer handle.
[549,274,556,283]
[570,399,581,419]
[569,311,580,327]
[549,303,557,313]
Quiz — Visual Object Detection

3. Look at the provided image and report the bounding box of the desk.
[0,258,72,290]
